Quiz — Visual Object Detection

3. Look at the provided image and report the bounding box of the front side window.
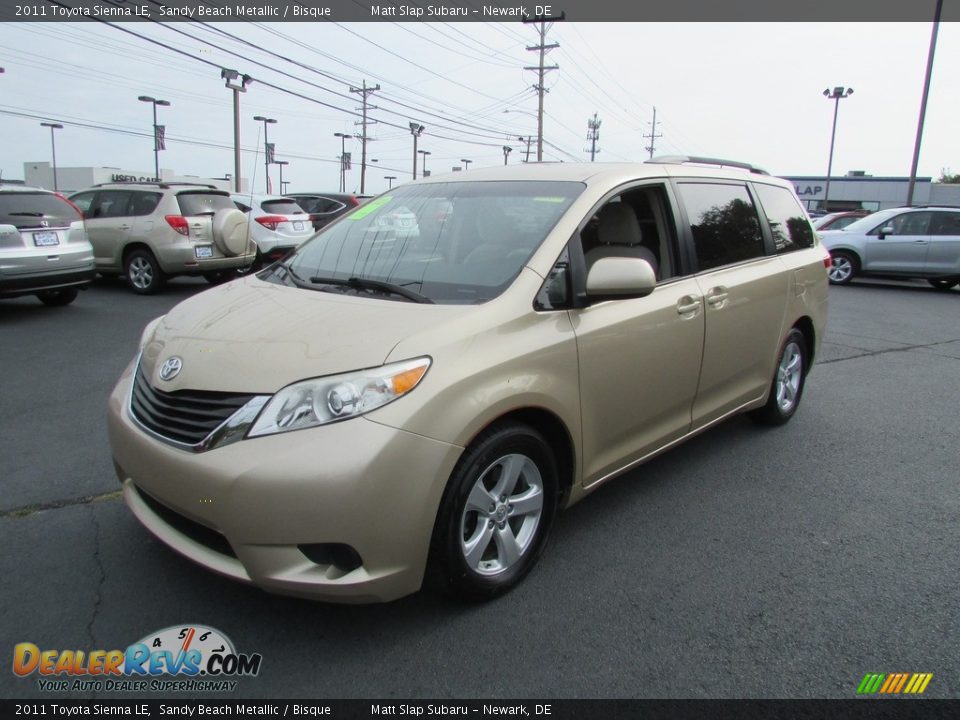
[275,181,583,305]
[92,191,132,219]
[754,183,815,253]
[676,182,764,271]
[871,211,932,236]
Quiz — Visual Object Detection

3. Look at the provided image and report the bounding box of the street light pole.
[502,145,513,166]
[253,115,277,193]
[418,150,431,177]
[384,175,397,189]
[906,0,943,207]
[222,69,253,193]
[40,122,63,192]
[334,132,350,192]
[822,86,853,212]
[460,158,472,171]
[138,95,170,181]
[409,123,425,180]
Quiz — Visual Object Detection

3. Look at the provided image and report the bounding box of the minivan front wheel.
[125,249,165,295]
[750,328,807,426]
[928,278,959,291]
[428,422,558,601]
[828,251,857,285]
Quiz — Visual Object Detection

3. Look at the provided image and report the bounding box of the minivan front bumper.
[107,361,463,603]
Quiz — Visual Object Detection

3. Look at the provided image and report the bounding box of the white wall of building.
[23,162,246,193]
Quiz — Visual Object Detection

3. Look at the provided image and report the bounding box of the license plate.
[195,246,213,259]
[33,231,59,247]
[293,221,304,231]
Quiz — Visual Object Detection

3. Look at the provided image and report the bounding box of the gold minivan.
[107,159,829,603]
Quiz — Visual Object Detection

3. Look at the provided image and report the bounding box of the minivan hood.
[139,277,470,394]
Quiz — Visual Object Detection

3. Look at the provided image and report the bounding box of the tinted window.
[754,184,814,253]
[872,211,932,236]
[929,212,960,236]
[296,197,343,214]
[91,191,132,219]
[261,199,305,215]
[177,192,235,216]
[69,192,96,216]
[830,215,861,230]
[677,183,764,271]
[280,181,582,305]
[0,191,81,228]
[129,192,162,217]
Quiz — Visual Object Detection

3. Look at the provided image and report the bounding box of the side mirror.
[878,226,894,239]
[585,257,657,299]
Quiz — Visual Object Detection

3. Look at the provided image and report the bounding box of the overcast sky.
[0,18,957,194]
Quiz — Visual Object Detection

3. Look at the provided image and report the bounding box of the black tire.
[427,422,559,602]
[203,270,238,285]
[235,249,263,276]
[124,249,165,295]
[36,288,79,306]
[827,250,858,285]
[927,278,959,291]
[750,328,808,426]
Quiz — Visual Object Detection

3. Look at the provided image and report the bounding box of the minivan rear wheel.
[928,278,959,291]
[750,328,807,426]
[827,251,857,285]
[428,422,558,601]
[125,249,165,295]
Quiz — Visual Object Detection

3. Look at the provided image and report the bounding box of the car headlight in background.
[248,357,431,438]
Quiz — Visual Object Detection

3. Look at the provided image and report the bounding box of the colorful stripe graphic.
[857,673,933,695]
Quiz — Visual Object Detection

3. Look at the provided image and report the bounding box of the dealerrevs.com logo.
[13,624,262,693]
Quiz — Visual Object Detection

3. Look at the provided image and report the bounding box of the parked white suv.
[231,194,313,269]
[68,182,255,294]
[0,185,95,306]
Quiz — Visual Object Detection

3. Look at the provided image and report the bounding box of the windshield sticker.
[346,195,393,220]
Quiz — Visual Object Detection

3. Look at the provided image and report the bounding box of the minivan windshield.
[272,181,583,304]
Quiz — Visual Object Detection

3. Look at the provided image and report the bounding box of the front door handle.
[913,240,930,245]
[705,287,729,307]
[677,295,701,314]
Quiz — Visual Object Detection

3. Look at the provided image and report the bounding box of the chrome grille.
[130,364,256,447]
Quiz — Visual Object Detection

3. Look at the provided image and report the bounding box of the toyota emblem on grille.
[159,356,183,381]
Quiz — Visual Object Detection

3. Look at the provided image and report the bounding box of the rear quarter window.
[676,182,765,271]
[753,184,815,253]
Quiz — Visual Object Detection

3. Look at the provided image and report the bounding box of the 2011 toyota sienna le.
[107,158,829,603]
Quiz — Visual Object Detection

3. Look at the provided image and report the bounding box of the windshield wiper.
[309,275,434,304]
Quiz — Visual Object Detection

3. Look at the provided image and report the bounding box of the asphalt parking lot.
[1,276,958,699]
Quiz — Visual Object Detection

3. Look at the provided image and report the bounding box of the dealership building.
[784,171,960,213]
[23,162,246,194]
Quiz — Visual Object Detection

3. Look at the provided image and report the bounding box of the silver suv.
[0,185,95,306]
[821,206,960,289]
[68,182,255,294]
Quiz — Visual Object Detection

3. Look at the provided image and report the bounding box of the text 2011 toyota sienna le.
[107,159,829,603]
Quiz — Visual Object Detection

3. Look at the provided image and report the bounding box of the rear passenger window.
[676,183,764,271]
[753,184,815,253]
[930,212,960,236]
[129,192,162,217]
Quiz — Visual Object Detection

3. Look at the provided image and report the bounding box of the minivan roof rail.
[91,181,219,190]
[647,155,769,176]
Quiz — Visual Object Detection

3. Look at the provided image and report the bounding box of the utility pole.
[522,13,563,162]
[518,136,533,163]
[350,80,380,194]
[585,113,601,162]
[906,0,943,207]
[643,106,662,159]
[409,122,425,179]
[502,145,513,165]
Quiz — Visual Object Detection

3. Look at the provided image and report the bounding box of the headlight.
[247,357,431,438]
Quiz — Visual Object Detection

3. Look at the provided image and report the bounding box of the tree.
[937,169,960,184]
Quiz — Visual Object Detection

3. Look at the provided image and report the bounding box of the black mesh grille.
[130,364,255,446]
[137,486,237,558]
